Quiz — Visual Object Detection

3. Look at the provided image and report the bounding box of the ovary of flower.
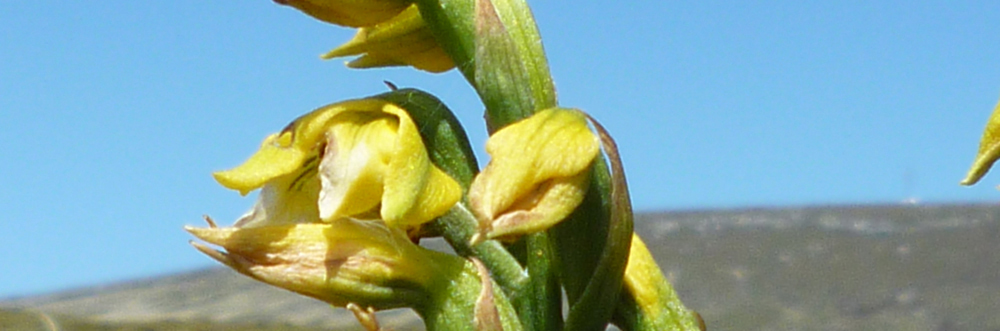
[274,0,413,28]
[323,5,455,73]
[212,99,461,229]
[469,108,599,242]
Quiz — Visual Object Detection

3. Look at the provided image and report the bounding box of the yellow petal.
[312,103,461,226]
[322,5,455,73]
[376,104,461,227]
[212,132,303,195]
[233,166,321,228]
[318,113,397,220]
[213,99,385,195]
[469,108,599,241]
[216,98,459,229]
[483,171,591,240]
[275,0,412,28]
[962,97,1000,185]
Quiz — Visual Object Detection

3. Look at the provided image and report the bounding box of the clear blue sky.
[2,1,999,298]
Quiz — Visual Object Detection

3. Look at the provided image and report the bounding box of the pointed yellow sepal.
[274,0,412,28]
[962,97,1000,186]
[322,5,455,73]
[186,220,437,308]
[213,98,461,229]
[468,108,599,242]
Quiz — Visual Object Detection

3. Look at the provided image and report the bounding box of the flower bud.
[468,108,599,242]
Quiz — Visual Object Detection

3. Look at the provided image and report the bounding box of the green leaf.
[555,115,634,331]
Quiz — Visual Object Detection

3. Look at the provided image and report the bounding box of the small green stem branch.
[436,203,528,293]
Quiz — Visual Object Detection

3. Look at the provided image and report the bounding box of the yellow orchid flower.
[214,98,462,229]
[323,5,455,73]
[186,219,444,308]
[274,0,412,28]
[468,108,599,242]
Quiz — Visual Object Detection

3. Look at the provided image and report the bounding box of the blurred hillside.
[2,204,998,331]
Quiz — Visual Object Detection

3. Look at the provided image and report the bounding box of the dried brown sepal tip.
[472,258,503,331]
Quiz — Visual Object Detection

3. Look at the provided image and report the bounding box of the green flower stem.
[416,1,565,329]
[419,249,524,331]
[415,0,556,130]
[517,232,563,331]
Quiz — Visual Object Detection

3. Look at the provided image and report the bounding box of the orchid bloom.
[469,108,599,242]
[213,98,462,230]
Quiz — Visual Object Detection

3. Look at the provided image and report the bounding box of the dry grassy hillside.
[3,204,998,331]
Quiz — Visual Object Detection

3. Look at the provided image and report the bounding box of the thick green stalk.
[415,1,562,329]
[415,0,556,129]
[517,232,563,331]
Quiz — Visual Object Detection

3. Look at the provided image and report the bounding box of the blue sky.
[2,1,999,298]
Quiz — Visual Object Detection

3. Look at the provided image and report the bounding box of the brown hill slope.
[3,204,999,330]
